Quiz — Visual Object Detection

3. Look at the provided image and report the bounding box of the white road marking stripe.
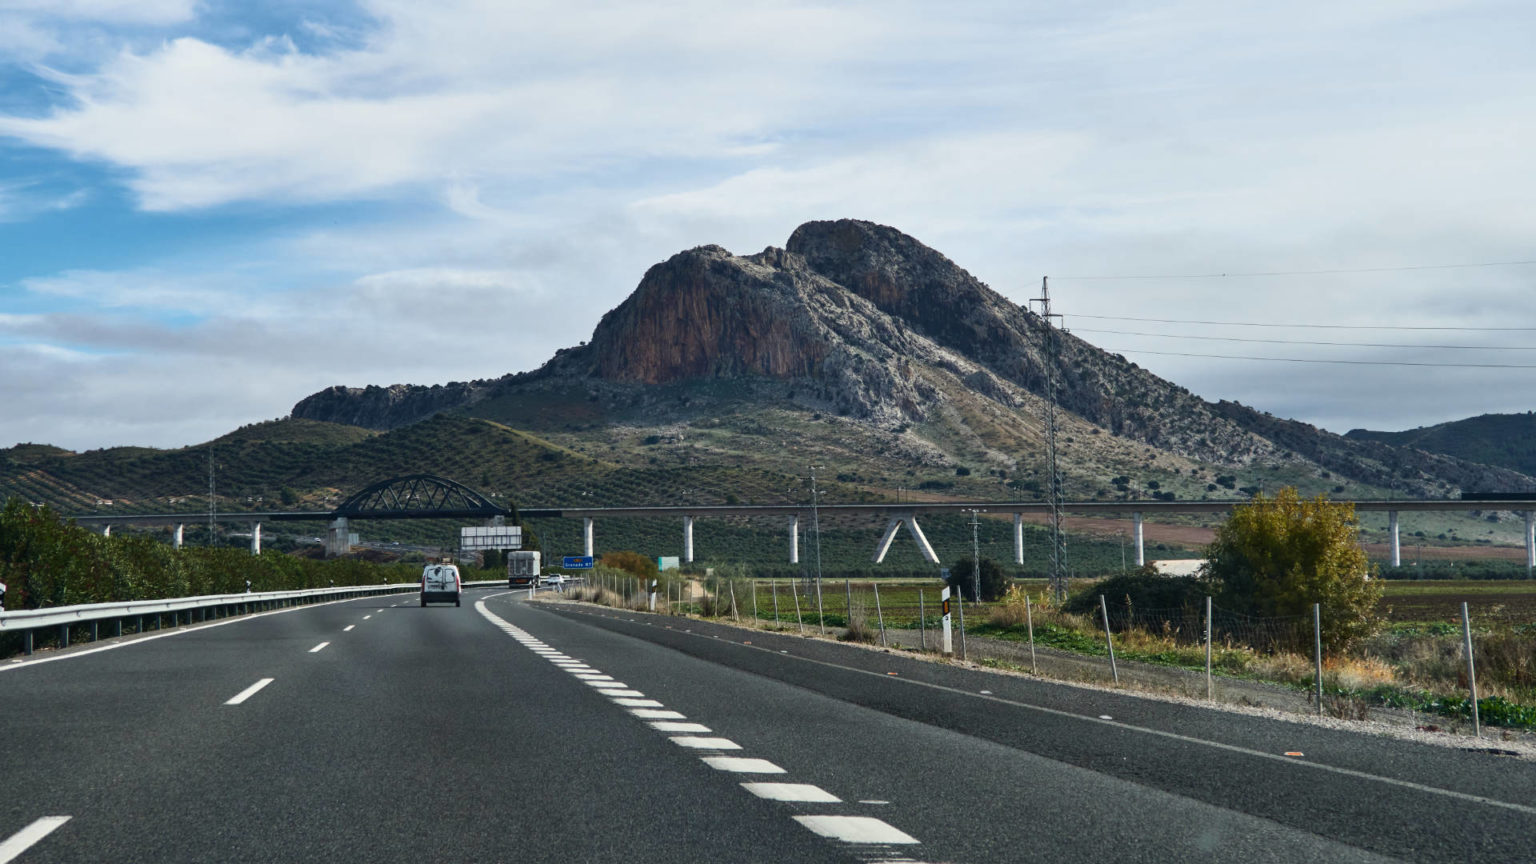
[611,698,664,708]
[742,783,841,803]
[701,757,785,774]
[575,674,614,681]
[225,678,274,705]
[792,816,919,844]
[650,722,712,733]
[343,625,355,632]
[309,642,330,653]
[600,689,647,698]
[363,615,372,620]
[670,736,742,750]
[0,816,71,864]
[588,681,628,689]
[629,709,687,720]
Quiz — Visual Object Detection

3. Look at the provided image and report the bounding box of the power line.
[1074,327,1536,351]
[1069,313,1536,332]
[1102,348,1536,369]
[1053,259,1536,281]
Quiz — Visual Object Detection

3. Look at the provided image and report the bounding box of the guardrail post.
[23,630,33,655]
[58,624,69,649]
[91,620,98,642]
[114,619,122,638]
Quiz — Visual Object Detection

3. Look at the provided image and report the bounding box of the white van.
[420,563,462,607]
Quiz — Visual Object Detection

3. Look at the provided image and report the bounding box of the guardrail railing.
[0,582,420,657]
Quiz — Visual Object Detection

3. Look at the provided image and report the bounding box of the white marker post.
[940,585,953,655]
[649,579,658,612]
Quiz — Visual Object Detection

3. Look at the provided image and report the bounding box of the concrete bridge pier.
[1526,511,1534,575]
[1133,512,1145,567]
[872,514,940,564]
[173,524,184,550]
[583,518,594,558]
[1389,511,1401,568]
[1014,513,1024,565]
[326,517,351,558]
[789,515,799,564]
[683,516,695,563]
[251,522,262,555]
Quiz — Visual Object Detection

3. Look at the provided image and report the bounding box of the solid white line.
[309,642,330,653]
[701,757,785,774]
[225,678,274,705]
[0,816,71,864]
[650,722,712,733]
[343,625,355,632]
[742,783,841,803]
[670,736,742,750]
[792,815,919,844]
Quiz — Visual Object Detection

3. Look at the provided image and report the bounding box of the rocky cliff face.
[290,218,1532,494]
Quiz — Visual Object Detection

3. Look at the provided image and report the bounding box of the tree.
[600,550,658,580]
[949,556,1009,602]
[1202,487,1381,649]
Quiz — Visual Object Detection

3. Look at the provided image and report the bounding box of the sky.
[1,0,1534,452]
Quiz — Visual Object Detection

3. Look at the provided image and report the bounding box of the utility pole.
[1030,276,1068,603]
[968,508,984,603]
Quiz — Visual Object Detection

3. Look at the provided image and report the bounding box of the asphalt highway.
[2,588,1532,863]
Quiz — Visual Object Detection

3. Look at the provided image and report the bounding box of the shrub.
[1064,569,1207,620]
[948,557,1010,602]
[600,550,658,580]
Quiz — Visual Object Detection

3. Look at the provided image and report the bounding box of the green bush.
[1064,569,1207,619]
[947,557,1009,602]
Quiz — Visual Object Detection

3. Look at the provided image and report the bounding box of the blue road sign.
[562,556,595,569]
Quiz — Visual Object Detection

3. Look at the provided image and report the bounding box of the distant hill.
[1346,412,1536,482]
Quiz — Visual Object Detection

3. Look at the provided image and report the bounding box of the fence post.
[791,580,805,634]
[1099,594,1118,684]
[815,578,826,636]
[1025,594,1037,675]
[918,591,926,650]
[729,580,739,622]
[956,585,967,661]
[873,582,887,647]
[1205,595,1213,700]
[771,580,780,628]
[751,580,759,623]
[1461,602,1481,738]
[845,579,853,626]
[1313,603,1324,716]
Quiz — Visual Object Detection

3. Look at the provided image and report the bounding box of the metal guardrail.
[0,582,420,657]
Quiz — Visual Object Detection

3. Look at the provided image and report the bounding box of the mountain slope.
[1346,413,1536,480]
[292,219,1530,498]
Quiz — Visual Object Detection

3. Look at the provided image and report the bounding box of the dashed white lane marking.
[701,757,786,774]
[792,816,919,844]
[473,594,930,857]
[225,678,274,705]
[343,625,355,632]
[650,722,712,733]
[671,736,742,750]
[0,816,71,864]
[363,615,372,620]
[309,642,330,653]
[629,708,687,720]
[742,783,841,803]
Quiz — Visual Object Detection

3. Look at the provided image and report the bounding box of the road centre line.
[0,816,71,864]
[343,625,355,632]
[793,815,919,844]
[309,642,329,653]
[743,783,841,803]
[571,605,1536,818]
[225,678,274,705]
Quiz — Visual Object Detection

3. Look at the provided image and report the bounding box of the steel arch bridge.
[331,474,515,521]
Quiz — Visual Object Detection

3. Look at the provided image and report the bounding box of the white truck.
[506,551,542,589]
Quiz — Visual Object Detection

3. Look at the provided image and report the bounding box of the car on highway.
[542,573,566,591]
[420,563,461,607]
